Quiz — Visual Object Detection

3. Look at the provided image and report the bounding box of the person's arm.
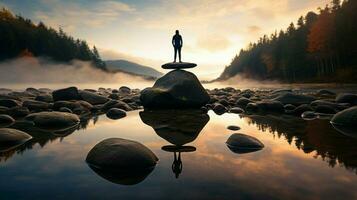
[172,36,175,46]
[180,36,183,47]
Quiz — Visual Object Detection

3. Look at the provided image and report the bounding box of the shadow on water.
[140,109,209,178]
[242,114,357,173]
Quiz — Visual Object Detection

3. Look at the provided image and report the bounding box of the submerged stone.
[0,128,32,152]
[161,62,197,69]
[226,133,264,154]
[25,111,80,131]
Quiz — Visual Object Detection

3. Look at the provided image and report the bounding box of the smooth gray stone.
[25,111,80,131]
[0,128,32,152]
[162,62,197,69]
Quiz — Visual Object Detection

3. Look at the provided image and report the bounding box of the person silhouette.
[172,151,183,178]
[172,30,183,63]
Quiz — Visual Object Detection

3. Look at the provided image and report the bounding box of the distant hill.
[105,60,163,78]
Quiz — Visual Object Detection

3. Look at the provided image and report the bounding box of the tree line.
[218,0,357,83]
[0,8,106,70]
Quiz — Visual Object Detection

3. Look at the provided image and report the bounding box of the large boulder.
[331,106,357,138]
[25,111,80,131]
[0,128,32,152]
[226,133,264,154]
[52,87,80,101]
[140,69,210,108]
[79,90,109,105]
[86,138,158,169]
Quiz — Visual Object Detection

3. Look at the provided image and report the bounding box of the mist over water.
[0,57,153,90]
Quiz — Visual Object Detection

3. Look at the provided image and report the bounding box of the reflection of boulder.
[88,165,155,185]
[139,109,209,146]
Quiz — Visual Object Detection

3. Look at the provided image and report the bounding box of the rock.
[284,104,296,111]
[0,99,20,108]
[25,111,80,131]
[256,100,284,113]
[35,94,53,103]
[161,62,197,69]
[86,138,158,169]
[315,105,337,114]
[102,100,132,111]
[52,87,80,101]
[59,107,73,113]
[272,89,292,94]
[7,106,30,118]
[301,111,317,120]
[227,125,241,131]
[119,86,131,94]
[330,106,357,138]
[236,97,252,107]
[292,104,313,115]
[229,107,244,114]
[22,100,51,111]
[108,93,119,100]
[336,93,357,105]
[246,103,258,112]
[218,99,230,107]
[139,109,209,146]
[310,100,337,108]
[79,90,109,105]
[317,89,335,96]
[0,114,15,127]
[0,128,32,152]
[106,108,127,120]
[212,103,227,115]
[140,69,210,108]
[226,133,264,154]
[273,93,316,105]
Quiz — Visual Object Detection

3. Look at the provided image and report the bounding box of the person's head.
[175,30,179,35]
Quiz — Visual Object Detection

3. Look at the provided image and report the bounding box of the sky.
[0,0,330,79]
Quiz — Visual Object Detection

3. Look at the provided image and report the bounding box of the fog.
[0,57,153,90]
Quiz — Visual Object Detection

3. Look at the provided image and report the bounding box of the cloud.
[34,1,134,31]
[248,25,262,34]
[196,35,231,52]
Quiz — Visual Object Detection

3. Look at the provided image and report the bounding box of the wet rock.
[236,97,252,107]
[0,99,20,108]
[301,111,317,120]
[140,109,209,146]
[0,114,15,127]
[256,100,284,113]
[284,104,296,111]
[315,105,337,114]
[218,99,230,107]
[226,133,264,154]
[292,104,313,115]
[273,93,316,105]
[310,100,337,108]
[52,87,80,101]
[227,125,241,131]
[59,107,73,113]
[140,70,210,108]
[119,86,131,94]
[53,101,92,113]
[86,138,158,170]
[229,107,244,114]
[317,89,335,96]
[335,93,357,105]
[331,106,357,138]
[212,103,227,115]
[25,111,80,131]
[161,62,197,69]
[0,128,32,152]
[7,106,30,118]
[0,106,8,114]
[22,100,51,111]
[79,90,109,105]
[106,108,127,120]
[102,100,132,111]
[108,93,119,100]
[35,94,53,103]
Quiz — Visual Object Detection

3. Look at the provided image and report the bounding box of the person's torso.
[173,35,182,46]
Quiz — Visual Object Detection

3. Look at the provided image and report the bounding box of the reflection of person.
[172,30,183,63]
[172,152,182,178]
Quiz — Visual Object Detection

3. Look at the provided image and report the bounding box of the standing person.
[172,30,183,63]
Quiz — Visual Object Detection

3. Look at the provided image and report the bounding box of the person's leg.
[174,47,177,62]
[178,47,182,62]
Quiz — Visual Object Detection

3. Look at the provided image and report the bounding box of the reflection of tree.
[244,114,357,174]
[0,115,96,162]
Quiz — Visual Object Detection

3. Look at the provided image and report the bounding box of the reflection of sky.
[0,0,330,79]
[1,111,357,199]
